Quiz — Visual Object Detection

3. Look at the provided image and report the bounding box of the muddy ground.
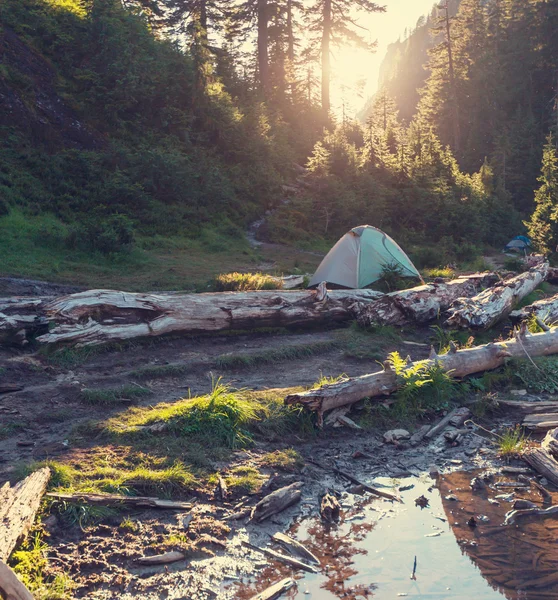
[0,280,554,600]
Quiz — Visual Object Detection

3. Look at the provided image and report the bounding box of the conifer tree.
[526,135,558,255]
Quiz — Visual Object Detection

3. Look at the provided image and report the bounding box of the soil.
[0,279,554,599]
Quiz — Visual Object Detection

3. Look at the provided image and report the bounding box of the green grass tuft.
[225,466,265,493]
[261,448,304,472]
[424,266,455,279]
[335,321,401,361]
[10,534,73,599]
[513,356,558,393]
[497,425,528,458]
[130,364,190,379]
[212,272,282,291]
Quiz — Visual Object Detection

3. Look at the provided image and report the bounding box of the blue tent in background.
[504,235,531,254]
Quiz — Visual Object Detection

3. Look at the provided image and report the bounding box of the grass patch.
[212,272,282,291]
[10,534,73,599]
[335,321,401,361]
[215,341,336,370]
[119,516,140,532]
[261,449,304,472]
[130,364,190,379]
[311,372,347,388]
[424,266,455,279]
[80,384,152,405]
[430,325,475,354]
[497,425,528,459]
[225,466,265,493]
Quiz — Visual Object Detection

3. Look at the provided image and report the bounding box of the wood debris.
[248,578,296,600]
[136,551,185,565]
[47,492,192,510]
[271,532,320,565]
[242,541,318,573]
[250,482,303,523]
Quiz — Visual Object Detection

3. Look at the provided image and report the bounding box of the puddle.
[235,472,558,599]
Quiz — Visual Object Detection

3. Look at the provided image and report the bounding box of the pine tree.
[305,0,385,118]
[525,135,558,255]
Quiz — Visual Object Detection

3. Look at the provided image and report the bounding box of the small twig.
[411,555,417,580]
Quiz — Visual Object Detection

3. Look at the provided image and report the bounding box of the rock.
[384,429,411,444]
[445,494,458,501]
[470,477,487,491]
[347,485,365,495]
[429,466,440,479]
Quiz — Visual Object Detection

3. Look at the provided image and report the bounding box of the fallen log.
[504,505,558,526]
[35,286,383,347]
[249,578,296,600]
[46,492,192,510]
[0,467,51,561]
[242,541,318,573]
[495,400,558,414]
[424,408,461,440]
[542,427,558,458]
[0,297,51,346]
[446,262,549,329]
[250,482,303,523]
[332,466,399,502]
[523,450,558,487]
[286,327,558,415]
[136,551,185,565]
[523,413,558,432]
[0,559,34,600]
[354,273,497,327]
[271,532,320,565]
[510,293,558,326]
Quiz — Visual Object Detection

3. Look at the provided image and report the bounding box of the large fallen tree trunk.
[445,262,548,330]
[510,292,558,326]
[354,273,497,327]
[285,326,558,417]
[35,286,383,347]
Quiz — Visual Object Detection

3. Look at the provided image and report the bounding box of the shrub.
[66,214,135,255]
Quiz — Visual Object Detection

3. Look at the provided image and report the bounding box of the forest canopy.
[0,0,557,270]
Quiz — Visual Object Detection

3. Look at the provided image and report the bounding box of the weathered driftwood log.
[46,492,191,510]
[285,327,558,416]
[249,577,296,600]
[523,432,558,487]
[445,262,548,329]
[542,427,558,457]
[504,505,558,526]
[0,467,51,561]
[0,559,34,600]
[271,532,320,565]
[354,273,497,327]
[136,551,185,565]
[510,292,558,326]
[522,413,558,432]
[495,400,558,414]
[36,287,383,346]
[0,297,51,346]
[250,482,303,523]
[242,541,318,573]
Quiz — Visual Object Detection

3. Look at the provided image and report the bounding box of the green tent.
[309,225,421,288]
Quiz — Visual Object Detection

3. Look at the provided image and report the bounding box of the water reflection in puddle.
[236,472,558,599]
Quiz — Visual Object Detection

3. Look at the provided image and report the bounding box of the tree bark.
[355,273,497,327]
[285,327,558,416]
[510,292,558,325]
[523,413,558,432]
[0,467,51,561]
[257,0,270,98]
[250,482,302,522]
[523,450,558,487]
[321,0,331,118]
[35,287,383,347]
[0,297,50,346]
[446,262,548,330]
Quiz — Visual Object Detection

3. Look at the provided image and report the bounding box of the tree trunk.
[286,0,294,63]
[355,273,497,327]
[35,287,383,347]
[285,327,558,416]
[0,467,51,561]
[321,0,331,117]
[443,0,460,153]
[510,292,558,325]
[446,262,548,329]
[257,0,270,98]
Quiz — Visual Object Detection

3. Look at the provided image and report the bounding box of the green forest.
[1,0,558,288]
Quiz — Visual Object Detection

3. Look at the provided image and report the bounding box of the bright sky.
[331,0,437,116]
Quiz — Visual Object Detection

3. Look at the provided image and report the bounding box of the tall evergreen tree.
[525,135,558,255]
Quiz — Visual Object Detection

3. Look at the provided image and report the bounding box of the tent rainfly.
[504,236,531,254]
[308,225,421,289]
